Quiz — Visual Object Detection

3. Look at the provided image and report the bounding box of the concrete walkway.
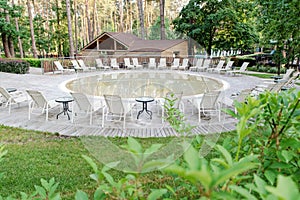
[0,68,273,137]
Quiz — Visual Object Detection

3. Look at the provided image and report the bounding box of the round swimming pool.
[64,71,227,98]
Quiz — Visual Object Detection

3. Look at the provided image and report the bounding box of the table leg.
[56,102,72,120]
[137,102,152,119]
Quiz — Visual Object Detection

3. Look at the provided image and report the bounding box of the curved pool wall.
[60,71,229,99]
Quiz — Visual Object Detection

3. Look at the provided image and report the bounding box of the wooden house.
[79,32,189,59]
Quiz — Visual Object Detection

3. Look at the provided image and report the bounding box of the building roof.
[81,32,186,52]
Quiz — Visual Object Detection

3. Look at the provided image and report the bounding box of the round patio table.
[55,96,74,120]
[135,96,154,119]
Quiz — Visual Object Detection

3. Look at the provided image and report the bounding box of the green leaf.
[185,164,212,191]
[94,188,107,200]
[281,150,294,163]
[216,145,233,167]
[183,143,200,170]
[102,171,117,187]
[254,174,267,197]
[34,186,47,199]
[82,155,98,173]
[127,137,143,153]
[264,170,276,185]
[229,185,257,200]
[266,175,300,200]
[144,144,163,160]
[147,189,168,200]
[75,190,89,200]
[213,162,258,187]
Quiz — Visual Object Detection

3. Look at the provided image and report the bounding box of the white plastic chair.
[157,58,167,70]
[26,90,59,121]
[192,90,221,123]
[132,58,143,69]
[103,94,134,129]
[170,58,180,70]
[53,61,75,74]
[77,59,96,71]
[190,59,203,72]
[198,59,212,72]
[70,92,103,125]
[0,87,28,114]
[148,58,156,69]
[95,58,111,70]
[207,60,225,73]
[216,61,234,73]
[178,58,189,70]
[124,58,134,69]
[226,62,249,76]
[71,60,84,72]
[110,58,120,70]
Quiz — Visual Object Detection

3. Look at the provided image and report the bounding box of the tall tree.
[27,0,38,58]
[85,0,92,42]
[137,0,145,39]
[159,0,165,39]
[256,0,300,74]
[66,0,74,58]
[173,0,257,56]
[13,0,24,58]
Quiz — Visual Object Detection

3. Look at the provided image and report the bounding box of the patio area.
[0,68,268,137]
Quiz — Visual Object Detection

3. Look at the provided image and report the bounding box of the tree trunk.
[85,0,92,42]
[160,0,165,40]
[74,0,78,55]
[1,33,12,58]
[137,0,145,39]
[27,0,38,58]
[119,0,124,32]
[66,0,74,58]
[5,12,15,57]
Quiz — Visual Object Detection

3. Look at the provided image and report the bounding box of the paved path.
[0,68,270,137]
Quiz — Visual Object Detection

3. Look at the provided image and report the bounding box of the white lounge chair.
[170,58,180,70]
[157,58,167,70]
[77,59,96,71]
[110,58,120,70]
[272,68,295,83]
[95,58,111,70]
[216,61,234,74]
[198,59,211,72]
[0,87,28,114]
[179,58,189,70]
[103,94,134,129]
[207,60,225,73]
[53,61,75,74]
[190,59,203,72]
[132,58,143,69]
[124,58,135,69]
[226,62,249,76]
[191,90,221,123]
[70,92,104,125]
[71,60,84,72]
[26,90,59,121]
[148,58,156,69]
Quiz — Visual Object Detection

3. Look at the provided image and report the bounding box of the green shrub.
[23,58,41,68]
[0,59,30,74]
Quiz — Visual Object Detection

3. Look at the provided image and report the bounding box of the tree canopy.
[173,0,258,56]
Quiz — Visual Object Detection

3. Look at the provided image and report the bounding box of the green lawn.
[0,125,180,199]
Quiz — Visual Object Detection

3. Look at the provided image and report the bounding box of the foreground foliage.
[0,89,299,199]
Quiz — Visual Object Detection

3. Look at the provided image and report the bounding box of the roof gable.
[81,32,186,53]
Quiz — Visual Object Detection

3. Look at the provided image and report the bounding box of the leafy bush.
[23,58,41,68]
[0,59,30,74]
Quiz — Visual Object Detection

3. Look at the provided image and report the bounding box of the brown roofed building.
[80,32,188,58]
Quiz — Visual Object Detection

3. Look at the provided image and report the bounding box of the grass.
[0,125,187,199]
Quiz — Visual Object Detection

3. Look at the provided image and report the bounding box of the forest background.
[0,0,299,67]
